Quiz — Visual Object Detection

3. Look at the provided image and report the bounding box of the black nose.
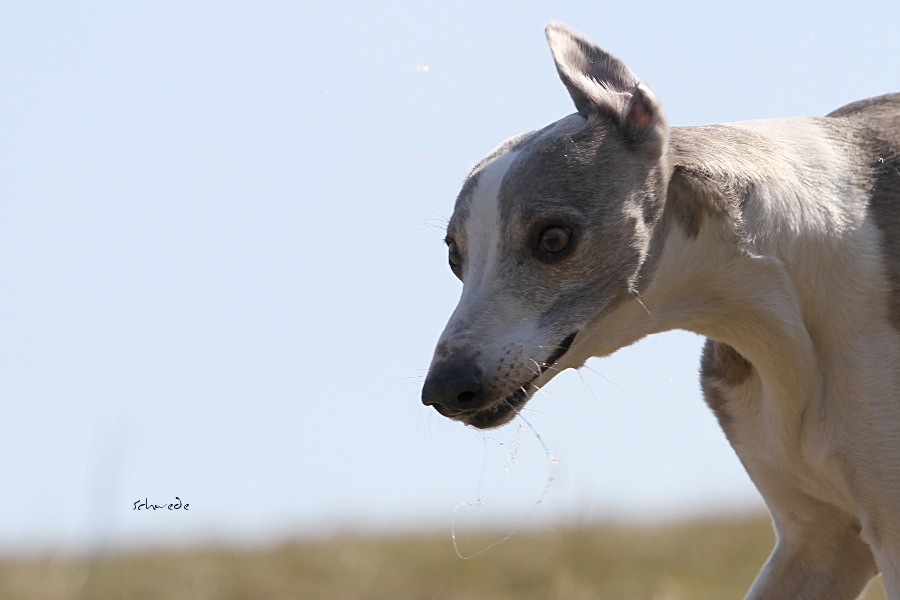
[421,362,484,414]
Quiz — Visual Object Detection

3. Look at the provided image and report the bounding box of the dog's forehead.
[448,113,592,239]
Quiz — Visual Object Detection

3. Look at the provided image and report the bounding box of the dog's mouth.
[461,332,577,429]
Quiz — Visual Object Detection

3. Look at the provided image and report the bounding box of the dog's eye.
[537,226,573,256]
[447,240,463,272]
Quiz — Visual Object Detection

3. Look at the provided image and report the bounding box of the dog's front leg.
[745,505,877,600]
[865,534,900,599]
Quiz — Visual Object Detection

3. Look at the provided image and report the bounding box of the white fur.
[576,121,900,597]
[462,149,516,290]
[425,22,900,598]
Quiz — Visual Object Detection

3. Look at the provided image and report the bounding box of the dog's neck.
[640,214,824,430]
[606,118,876,450]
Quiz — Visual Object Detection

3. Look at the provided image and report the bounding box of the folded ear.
[545,22,667,152]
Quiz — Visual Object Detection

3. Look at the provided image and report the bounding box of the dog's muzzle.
[421,332,577,429]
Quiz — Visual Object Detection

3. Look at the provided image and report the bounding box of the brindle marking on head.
[828,94,900,330]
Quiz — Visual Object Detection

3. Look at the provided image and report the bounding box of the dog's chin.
[456,390,530,430]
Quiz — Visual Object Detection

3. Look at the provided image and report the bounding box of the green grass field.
[0,514,886,599]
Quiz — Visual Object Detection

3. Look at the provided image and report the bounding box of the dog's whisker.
[539,364,564,376]
[388,375,426,384]
[424,208,450,222]
[630,289,653,319]
[575,369,604,410]
[580,362,639,402]
[529,380,552,400]
[422,222,449,231]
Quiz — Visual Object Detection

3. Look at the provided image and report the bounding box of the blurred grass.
[0,514,886,600]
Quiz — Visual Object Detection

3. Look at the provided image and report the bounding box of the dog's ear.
[545,22,667,152]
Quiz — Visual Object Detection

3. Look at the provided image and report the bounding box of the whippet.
[421,21,900,599]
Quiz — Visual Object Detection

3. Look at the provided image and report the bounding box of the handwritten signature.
[133,497,190,511]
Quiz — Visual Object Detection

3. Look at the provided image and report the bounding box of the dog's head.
[422,23,671,428]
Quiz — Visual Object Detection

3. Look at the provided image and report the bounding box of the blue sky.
[2,1,899,553]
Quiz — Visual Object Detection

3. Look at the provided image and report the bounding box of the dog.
[421,21,900,600]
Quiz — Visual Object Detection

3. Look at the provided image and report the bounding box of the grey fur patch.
[654,124,782,246]
[826,93,900,120]
[700,340,754,432]
[664,165,746,240]
[827,94,900,330]
[637,125,775,288]
[488,113,667,329]
[871,149,900,331]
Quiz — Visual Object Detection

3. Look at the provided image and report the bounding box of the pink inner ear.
[623,89,654,133]
[629,104,653,127]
